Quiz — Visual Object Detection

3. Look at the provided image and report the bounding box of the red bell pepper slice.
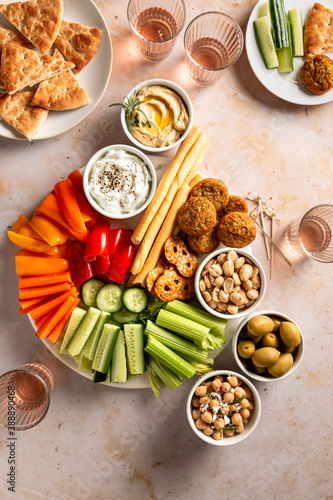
[84,220,110,262]
[108,229,135,284]
[67,241,94,287]
[109,228,126,262]
[93,255,111,275]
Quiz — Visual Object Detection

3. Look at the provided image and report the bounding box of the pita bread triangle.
[31,48,89,110]
[0,28,34,88]
[0,90,48,140]
[0,0,63,54]
[304,2,333,57]
[1,42,75,94]
[55,20,102,73]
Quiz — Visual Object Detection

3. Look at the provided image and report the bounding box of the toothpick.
[270,214,275,280]
[247,192,270,260]
[253,219,292,267]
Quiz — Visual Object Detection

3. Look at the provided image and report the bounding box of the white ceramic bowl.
[186,370,261,446]
[232,310,305,382]
[194,247,266,320]
[120,78,194,153]
[83,144,157,220]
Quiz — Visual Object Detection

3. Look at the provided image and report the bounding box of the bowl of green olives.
[232,311,304,382]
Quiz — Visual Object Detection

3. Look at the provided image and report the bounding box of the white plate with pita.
[246,0,333,105]
[0,0,112,140]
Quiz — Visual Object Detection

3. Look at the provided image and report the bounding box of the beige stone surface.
[0,1,332,499]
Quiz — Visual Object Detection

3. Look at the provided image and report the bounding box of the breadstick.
[131,125,201,245]
[130,136,209,276]
[130,145,209,286]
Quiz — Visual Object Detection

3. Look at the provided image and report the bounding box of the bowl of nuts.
[232,310,304,382]
[194,248,266,319]
[186,370,261,446]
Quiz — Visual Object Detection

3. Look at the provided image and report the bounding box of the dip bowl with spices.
[119,78,193,153]
[83,144,156,219]
[186,370,261,446]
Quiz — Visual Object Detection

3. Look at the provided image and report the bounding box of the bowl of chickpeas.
[186,370,261,446]
[232,310,304,382]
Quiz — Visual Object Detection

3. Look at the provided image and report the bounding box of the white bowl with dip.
[83,144,157,219]
[120,78,194,153]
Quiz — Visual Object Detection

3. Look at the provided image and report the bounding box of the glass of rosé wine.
[284,204,333,263]
[127,0,186,61]
[184,11,244,86]
[0,363,53,431]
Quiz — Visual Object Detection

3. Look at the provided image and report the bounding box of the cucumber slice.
[122,287,148,313]
[111,330,127,383]
[254,17,279,69]
[92,324,120,373]
[258,2,271,29]
[277,21,293,73]
[269,0,289,49]
[81,278,106,307]
[112,307,138,324]
[93,371,107,383]
[78,355,93,373]
[96,284,123,313]
[58,307,87,354]
[288,8,304,56]
[67,307,101,357]
[124,324,145,375]
[82,311,111,361]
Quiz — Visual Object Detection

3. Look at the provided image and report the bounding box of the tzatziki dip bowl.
[83,144,157,219]
[119,78,194,153]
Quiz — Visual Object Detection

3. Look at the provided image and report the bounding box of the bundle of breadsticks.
[128,125,209,288]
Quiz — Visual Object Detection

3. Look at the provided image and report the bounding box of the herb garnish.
[109,91,152,132]
[206,393,212,401]
[227,396,244,416]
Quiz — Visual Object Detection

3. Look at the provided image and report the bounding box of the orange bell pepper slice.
[12,214,30,233]
[36,192,90,243]
[67,169,84,195]
[54,179,87,234]
[30,215,69,247]
[15,253,69,276]
[7,230,53,253]
[18,225,45,241]
[74,187,97,228]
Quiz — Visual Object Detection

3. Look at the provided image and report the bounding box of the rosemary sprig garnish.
[109,90,152,132]
[223,426,238,432]
[206,393,212,401]
[227,396,244,416]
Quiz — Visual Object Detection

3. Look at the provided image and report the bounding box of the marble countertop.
[0,1,332,499]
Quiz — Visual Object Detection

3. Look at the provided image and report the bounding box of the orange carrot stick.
[18,271,72,289]
[29,290,74,321]
[19,296,45,310]
[35,310,54,329]
[36,296,76,339]
[47,298,80,344]
[19,282,71,300]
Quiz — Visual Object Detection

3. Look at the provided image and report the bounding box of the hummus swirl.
[130,85,189,148]
[88,148,152,215]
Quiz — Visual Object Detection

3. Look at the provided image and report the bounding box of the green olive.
[268,353,294,377]
[262,333,279,349]
[252,361,267,375]
[252,347,280,368]
[281,342,296,354]
[247,315,275,337]
[270,315,283,333]
[280,322,301,348]
[247,333,263,344]
[237,340,256,359]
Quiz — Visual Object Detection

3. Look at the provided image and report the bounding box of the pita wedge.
[0,90,48,140]
[1,42,75,94]
[31,49,89,110]
[55,20,102,73]
[0,0,63,54]
[0,28,34,88]
[304,3,333,57]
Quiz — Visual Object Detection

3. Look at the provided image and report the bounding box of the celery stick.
[165,300,226,337]
[148,356,182,390]
[145,320,210,361]
[156,309,209,348]
[148,366,162,399]
[144,336,196,380]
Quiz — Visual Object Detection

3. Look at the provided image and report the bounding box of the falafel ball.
[217,211,256,248]
[218,195,248,219]
[187,227,220,254]
[177,197,217,236]
[300,55,333,95]
[189,178,229,212]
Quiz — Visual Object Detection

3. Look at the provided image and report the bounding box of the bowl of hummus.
[83,144,157,219]
[120,79,193,152]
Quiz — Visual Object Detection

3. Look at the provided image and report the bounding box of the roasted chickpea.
[248,400,255,411]
[212,429,223,440]
[220,405,229,415]
[210,399,220,410]
[236,424,244,434]
[199,396,210,405]
[226,376,238,387]
[212,378,222,390]
[214,418,224,430]
[221,382,231,393]
[195,385,207,397]
[224,430,234,437]
[223,392,234,404]
[241,408,250,420]
[205,381,213,392]
[229,404,236,413]
[192,409,201,420]
[202,411,213,424]
[195,418,207,430]
[192,397,200,408]
[234,387,246,400]
[239,398,250,409]
[203,426,214,436]
[231,413,243,426]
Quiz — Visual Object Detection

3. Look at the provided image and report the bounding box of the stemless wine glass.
[127,0,186,61]
[0,363,53,431]
[284,204,333,263]
[184,11,244,86]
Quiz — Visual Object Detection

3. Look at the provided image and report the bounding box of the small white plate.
[246,0,333,105]
[0,0,112,140]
